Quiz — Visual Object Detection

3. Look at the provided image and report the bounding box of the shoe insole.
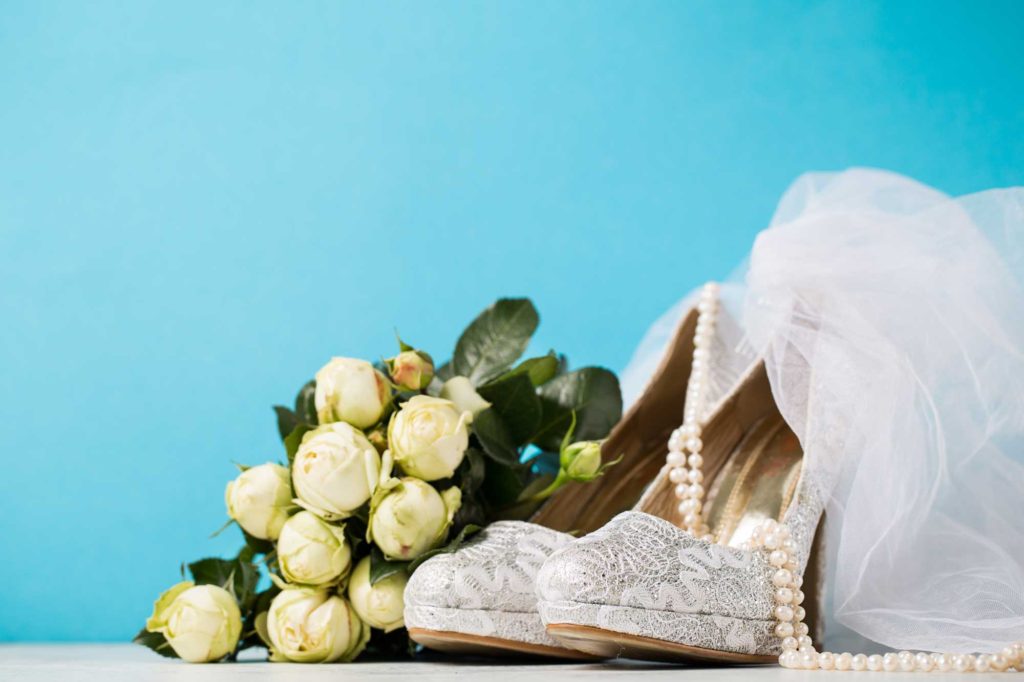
[703,415,804,549]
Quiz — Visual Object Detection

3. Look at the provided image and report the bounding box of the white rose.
[368,478,461,560]
[347,556,407,632]
[388,396,471,481]
[292,423,381,520]
[439,376,492,416]
[225,463,292,540]
[145,582,241,663]
[315,357,391,429]
[265,587,369,663]
[277,511,352,587]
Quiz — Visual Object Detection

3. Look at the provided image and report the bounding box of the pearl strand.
[751,519,1024,673]
[666,282,719,540]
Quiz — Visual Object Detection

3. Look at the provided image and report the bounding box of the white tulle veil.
[620,168,1024,652]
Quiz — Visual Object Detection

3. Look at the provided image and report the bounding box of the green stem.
[525,470,570,503]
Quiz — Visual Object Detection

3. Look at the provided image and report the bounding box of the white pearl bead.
[687,469,703,484]
[669,468,687,484]
[687,483,704,499]
[835,652,852,671]
[990,654,1009,671]
[952,654,972,672]
[792,589,805,605]
[764,532,783,550]
[676,501,693,516]
[768,550,788,567]
[791,574,803,589]
[793,605,805,621]
[866,654,883,671]
[774,605,794,622]
[974,655,991,672]
[685,437,702,452]
[794,622,809,637]
[882,653,899,671]
[666,452,685,467]
[781,636,799,651]
[771,569,793,587]
[914,652,933,671]
[796,635,813,649]
[780,650,799,669]
[687,453,703,468]
[774,622,794,638]
[683,512,700,528]
[852,653,867,671]
[932,653,951,671]
[800,651,818,669]
[818,652,834,670]
[897,650,915,672]
[774,587,794,604]
[682,423,701,438]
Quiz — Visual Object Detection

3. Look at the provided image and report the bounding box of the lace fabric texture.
[621,169,1024,652]
[403,520,575,646]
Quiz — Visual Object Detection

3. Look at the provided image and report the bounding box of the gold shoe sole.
[546,623,777,664]
[408,627,602,661]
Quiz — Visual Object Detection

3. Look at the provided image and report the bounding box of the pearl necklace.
[666,282,1024,673]
[751,519,1024,673]
[665,281,719,541]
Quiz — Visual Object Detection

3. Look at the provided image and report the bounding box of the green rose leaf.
[369,545,409,586]
[471,408,520,466]
[508,353,560,387]
[133,627,179,658]
[458,447,487,496]
[480,457,525,509]
[294,380,317,425]
[532,367,623,452]
[407,524,482,573]
[283,423,312,467]
[187,557,260,613]
[237,584,280,653]
[451,299,539,385]
[478,372,542,444]
[273,406,300,441]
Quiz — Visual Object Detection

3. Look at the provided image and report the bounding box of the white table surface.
[0,644,1010,680]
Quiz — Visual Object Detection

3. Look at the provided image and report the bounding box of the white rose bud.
[315,357,391,429]
[368,478,461,560]
[347,556,407,632]
[225,463,292,540]
[145,582,242,663]
[387,350,435,391]
[561,441,603,480]
[439,376,492,416]
[277,511,352,587]
[265,587,369,663]
[388,396,471,481]
[292,423,381,520]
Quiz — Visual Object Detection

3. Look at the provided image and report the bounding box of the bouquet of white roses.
[135,299,622,663]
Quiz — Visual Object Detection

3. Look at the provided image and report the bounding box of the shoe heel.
[802,518,827,645]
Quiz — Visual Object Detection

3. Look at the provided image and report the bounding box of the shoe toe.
[405,521,574,613]
[536,512,775,620]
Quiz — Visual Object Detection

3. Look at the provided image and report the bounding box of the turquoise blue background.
[2,1,1022,642]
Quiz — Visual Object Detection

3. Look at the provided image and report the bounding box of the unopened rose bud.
[560,441,603,481]
[315,358,391,429]
[387,350,435,391]
[347,556,407,632]
[368,479,460,560]
[145,582,242,663]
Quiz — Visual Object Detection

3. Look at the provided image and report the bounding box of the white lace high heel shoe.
[404,299,747,659]
[536,283,828,663]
